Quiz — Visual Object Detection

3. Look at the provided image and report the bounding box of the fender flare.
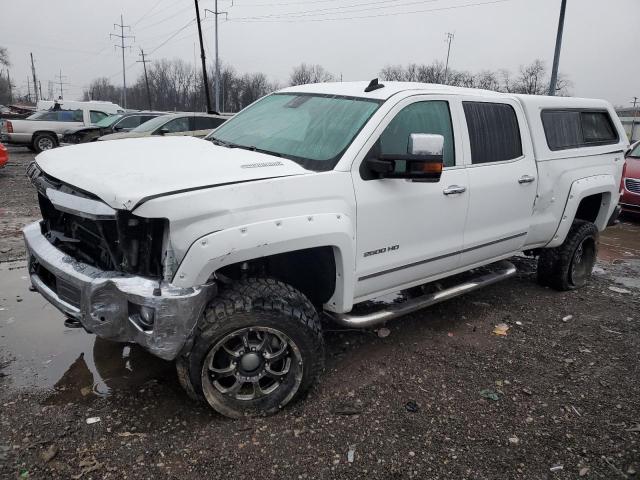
[171,212,356,313]
[547,174,617,248]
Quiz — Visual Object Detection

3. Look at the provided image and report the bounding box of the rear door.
[459,98,537,266]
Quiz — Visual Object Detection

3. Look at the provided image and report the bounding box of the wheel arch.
[546,174,616,248]
[172,213,356,313]
[32,130,59,146]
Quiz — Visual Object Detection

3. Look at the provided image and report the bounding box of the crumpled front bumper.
[23,221,215,360]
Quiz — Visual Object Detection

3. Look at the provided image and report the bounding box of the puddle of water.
[599,220,640,263]
[0,261,172,403]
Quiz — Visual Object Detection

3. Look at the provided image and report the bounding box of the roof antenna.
[364,78,385,93]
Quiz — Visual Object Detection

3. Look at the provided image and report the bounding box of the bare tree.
[289,63,334,86]
[380,59,571,96]
[380,65,405,81]
[514,59,547,95]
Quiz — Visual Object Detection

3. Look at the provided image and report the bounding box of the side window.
[159,117,191,133]
[140,115,158,124]
[541,110,618,150]
[378,101,455,167]
[36,111,58,121]
[541,111,581,149]
[57,110,82,122]
[580,112,616,143]
[90,111,108,123]
[463,102,522,164]
[116,116,142,129]
[195,117,225,130]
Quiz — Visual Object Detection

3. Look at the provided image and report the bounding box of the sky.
[1,0,638,106]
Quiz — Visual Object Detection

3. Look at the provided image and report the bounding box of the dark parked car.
[62,111,167,144]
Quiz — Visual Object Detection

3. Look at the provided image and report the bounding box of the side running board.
[327,260,517,328]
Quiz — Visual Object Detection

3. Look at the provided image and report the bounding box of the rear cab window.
[463,101,523,164]
[541,109,618,151]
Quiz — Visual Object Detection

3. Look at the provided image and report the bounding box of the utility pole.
[137,48,152,110]
[57,69,69,99]
[194,0,212,113]
[7,71,12,103]
[30,53,39,102]
[26,76,31,103]
[38,81,43,101]
[548,0,567,96]
[444,32,454,85]
[205,2,227,112]
[631,97,639,141]
[111,14,134,108]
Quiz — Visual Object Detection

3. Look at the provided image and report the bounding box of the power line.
[111,14,135,108]
[132,0,168,26]
[136,4,194,32]
[230,0,439,21]
[148,18,196,55]
[228,0,512,23]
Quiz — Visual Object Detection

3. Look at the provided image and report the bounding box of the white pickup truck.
[1,100,123,152]
[23,81,627,417]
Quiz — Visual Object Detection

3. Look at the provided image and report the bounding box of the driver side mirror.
[156,127,170,136]
[365,133,445,182]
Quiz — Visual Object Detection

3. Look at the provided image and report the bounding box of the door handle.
[518,175,536,184]
[443,185,466,195]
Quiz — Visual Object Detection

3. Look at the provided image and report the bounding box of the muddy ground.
[1,147,639,479]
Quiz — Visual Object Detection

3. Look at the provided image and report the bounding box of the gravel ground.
[0,147,639,479]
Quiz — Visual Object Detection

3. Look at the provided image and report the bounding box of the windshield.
[207,93,381,171]
[132,115,172,133]
[96,114,123,127]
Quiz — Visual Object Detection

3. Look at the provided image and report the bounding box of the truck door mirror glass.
[408,133,444,157]
[365,133,444,182]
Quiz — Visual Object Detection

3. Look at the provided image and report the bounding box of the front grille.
[32,168,167,279]
[625,178,640,195]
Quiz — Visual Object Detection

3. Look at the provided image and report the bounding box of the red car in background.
[0,142,8,168]
[620,141,640,214]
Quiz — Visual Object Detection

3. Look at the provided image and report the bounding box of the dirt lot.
[1,147,639,479]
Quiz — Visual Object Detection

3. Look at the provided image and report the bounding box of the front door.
[352,97,469,301]
[459,99,538,266]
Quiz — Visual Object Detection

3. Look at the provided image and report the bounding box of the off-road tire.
[32,133,57,153]
[537,220,598,291]
[177,278,324,418]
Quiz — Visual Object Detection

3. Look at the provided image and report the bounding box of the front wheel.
[178,278,324,418]
[537,220,598,291]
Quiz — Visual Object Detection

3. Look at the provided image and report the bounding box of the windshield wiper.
[210,138,282,158]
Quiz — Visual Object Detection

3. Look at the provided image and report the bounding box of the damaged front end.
[24,163,214,360]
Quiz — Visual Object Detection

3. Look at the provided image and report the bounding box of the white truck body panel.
[28,82,628,319]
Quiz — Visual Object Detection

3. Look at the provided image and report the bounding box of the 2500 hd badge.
[364,245,400,257]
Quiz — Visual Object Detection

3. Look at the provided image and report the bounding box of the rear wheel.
[177,278,324,418]
[537,220,598,291]
[32,133,57,153]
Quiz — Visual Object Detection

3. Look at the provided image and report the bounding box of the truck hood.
[36,136,312,210]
